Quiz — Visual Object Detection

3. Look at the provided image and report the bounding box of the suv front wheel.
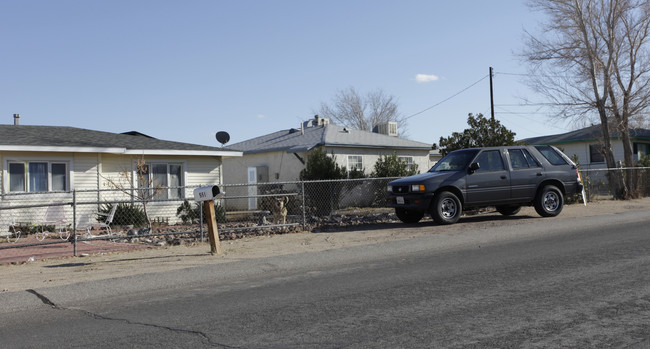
[431,191,462,224]
[534,185,564,217]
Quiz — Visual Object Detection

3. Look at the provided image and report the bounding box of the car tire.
[395,208,424,224]
[496,205,521,216]
[431,191,462,225]
[534,185,564,217]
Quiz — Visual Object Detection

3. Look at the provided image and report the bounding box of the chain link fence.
[579,167,650,201]
[0,178,397,256]
[2,170,649,257]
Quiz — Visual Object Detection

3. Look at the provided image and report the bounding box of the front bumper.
[386,193,434,211]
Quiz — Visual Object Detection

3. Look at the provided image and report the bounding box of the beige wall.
[223,150,305,185]
[324,146,431,175]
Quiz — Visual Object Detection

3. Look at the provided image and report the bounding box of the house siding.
[223,151,304,185]
[72,153,100,190]
[223,151,305,211]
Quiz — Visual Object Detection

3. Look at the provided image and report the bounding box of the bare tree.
[101,157,164,228]
[317,87,407,136]
[522,0,650,198]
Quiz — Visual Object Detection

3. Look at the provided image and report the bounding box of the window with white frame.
[398,156,415,172]
[8,161,69,193]
[347,155,363,172]
[138,163,184,200]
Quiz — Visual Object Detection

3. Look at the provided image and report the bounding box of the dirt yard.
[2,198,650,293]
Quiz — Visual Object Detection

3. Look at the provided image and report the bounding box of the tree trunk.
[596,106,626,199]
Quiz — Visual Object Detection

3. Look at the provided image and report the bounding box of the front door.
[247,166,257,210]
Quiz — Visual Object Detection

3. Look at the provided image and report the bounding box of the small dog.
[270,196,289,225]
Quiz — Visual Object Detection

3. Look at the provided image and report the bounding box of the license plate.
[396,196,405,205]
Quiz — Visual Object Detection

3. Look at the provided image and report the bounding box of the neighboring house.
[223,116,433,210]
[520,124,650,169]
[1,118,242,224]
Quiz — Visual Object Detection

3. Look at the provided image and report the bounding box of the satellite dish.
[216,131,230,146]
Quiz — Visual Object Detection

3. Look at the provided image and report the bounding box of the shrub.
[176,200,226,224]
[100,203,147,227]
[372,152,419,177]
[300,147,347,216]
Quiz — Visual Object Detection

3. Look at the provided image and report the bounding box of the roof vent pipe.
[13,114,20,125]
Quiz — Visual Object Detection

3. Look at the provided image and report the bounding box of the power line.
[495,103,557,107]
[404,74,489,121]
[495,70,571,79]
[495,105,569,132]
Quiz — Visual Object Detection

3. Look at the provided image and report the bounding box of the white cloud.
[415,74,439,83]
[257,114,265,119]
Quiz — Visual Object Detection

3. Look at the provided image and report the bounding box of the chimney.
[13,114,20,125]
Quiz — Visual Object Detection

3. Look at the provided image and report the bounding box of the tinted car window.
[509,149,541,169]
[509,149,529,169]
[535,145,568,165]
[523,149,541,167]
[475,150,504,172]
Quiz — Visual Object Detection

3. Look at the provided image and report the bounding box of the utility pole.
[489,67,495,123]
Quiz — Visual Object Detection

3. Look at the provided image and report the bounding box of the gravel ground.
[2,198,649,293]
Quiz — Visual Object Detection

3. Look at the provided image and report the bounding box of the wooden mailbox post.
[193,185,223,255]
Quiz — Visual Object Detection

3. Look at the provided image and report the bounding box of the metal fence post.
[301,181,306,230]
[200,204,204,242]
[72,189,77,256]
[329,181,333,216]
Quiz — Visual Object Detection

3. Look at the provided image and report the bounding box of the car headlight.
[387,185,393,192]
[411,184,425,192]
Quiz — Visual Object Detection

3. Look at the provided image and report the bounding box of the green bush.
[300,147,347,216]
[30,225,56,234]
[371,152,419,177]
[100,203,147,227]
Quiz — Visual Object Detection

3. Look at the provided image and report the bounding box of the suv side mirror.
[468,162,480,174]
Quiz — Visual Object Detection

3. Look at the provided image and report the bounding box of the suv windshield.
[429,149,480,172]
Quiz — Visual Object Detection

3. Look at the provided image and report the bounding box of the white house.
[520,124,650,169]
[0,115,242,225]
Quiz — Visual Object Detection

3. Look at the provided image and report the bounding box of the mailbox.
[193,185,221,202]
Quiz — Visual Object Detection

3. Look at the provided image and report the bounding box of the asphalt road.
[1,209,649,348]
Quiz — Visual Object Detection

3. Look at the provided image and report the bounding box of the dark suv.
[386,145,583,224]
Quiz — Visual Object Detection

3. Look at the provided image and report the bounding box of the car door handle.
[536,173,543,176]
[500,175,507,179]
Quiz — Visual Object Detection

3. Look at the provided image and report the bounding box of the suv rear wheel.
[431,191,462,224]
[534,185,564,217]
[395,208,424,224]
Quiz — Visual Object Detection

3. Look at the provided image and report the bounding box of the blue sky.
[1,0,574,147]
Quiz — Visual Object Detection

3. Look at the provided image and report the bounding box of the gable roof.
[0,124,242,157]
[520,125,650,145]
[228,123,432,154]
